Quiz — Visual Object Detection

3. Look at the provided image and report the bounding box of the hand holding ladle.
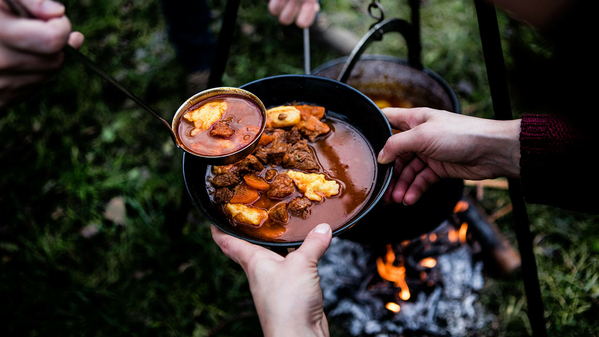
[4,0,266,164]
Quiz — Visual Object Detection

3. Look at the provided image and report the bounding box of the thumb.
[377,130,421,165]
[296,223,332,262]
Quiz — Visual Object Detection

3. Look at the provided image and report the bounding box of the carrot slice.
[230,183,260,204]
[296,104,325,120]
[244,174,270,191]
[258,133,275,146]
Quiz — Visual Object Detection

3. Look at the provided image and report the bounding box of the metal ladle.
[5,0,266,165]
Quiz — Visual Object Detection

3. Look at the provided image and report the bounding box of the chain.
[367,0,385,39]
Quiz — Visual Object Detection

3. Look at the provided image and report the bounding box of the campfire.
[318,198,519,336]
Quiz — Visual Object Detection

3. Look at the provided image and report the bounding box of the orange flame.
[386,302,401,313]
[459,222,468,244]
[453,200,469,213]
[419,257,437,268]
[448,228,458,243]
[377,244,411,301]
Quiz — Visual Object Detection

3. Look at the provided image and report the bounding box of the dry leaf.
[104,196,127,226]
[81,223,100,238]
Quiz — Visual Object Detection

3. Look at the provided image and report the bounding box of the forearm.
[477,118,521,179]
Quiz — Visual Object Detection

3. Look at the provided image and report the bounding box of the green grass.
[1,0,598,336]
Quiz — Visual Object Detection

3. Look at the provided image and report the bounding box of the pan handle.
[337,18,422,83]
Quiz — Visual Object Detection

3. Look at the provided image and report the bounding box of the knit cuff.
[519,114,595,212]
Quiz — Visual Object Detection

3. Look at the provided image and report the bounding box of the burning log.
[316,197,522,336]
[454,197,521,277]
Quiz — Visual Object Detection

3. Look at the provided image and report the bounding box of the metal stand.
[208,0,241,88]
[474,1,547,336]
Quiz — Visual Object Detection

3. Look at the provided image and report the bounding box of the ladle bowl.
[171,87,267,165]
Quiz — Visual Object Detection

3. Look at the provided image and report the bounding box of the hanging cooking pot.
[312,18,464,246]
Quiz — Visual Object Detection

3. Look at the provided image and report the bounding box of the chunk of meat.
[287,170,340,202]
[264,169,277,181]
[287,197,312,219]
[211,172,240,187]
[269,202,289,223]
[297,116,331,141]
[284,126,302,144]
[283,140,319,171]
[212,163,238,175]
[253,128,301,165]
[266,173,295,199]
[253,138,288,165]
[225,203,268,226]
[253,145,269,164]
[214,188,234,203]
[237,154,265,174]
[266,106,301,128]
[210,120,235,138]
[183,101,228,136]
[266,141,289,165]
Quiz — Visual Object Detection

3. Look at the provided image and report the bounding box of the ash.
[318,234,494,336]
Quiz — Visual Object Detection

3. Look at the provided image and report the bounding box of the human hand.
[0,0,84,108]
[211,223,331,337]
[377,107,521,205]
[268,0,320,28]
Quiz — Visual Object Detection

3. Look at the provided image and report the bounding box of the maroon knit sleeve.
[519,114,597,213]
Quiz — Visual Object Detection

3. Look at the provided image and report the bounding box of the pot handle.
[337,18,422,83]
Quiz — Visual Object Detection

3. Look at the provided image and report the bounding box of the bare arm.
[377,108,521,205]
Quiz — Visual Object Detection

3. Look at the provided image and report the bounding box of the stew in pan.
[205,103,377,242]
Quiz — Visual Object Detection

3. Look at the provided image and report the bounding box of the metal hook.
[368,1,385,23]
[367,0,385,40]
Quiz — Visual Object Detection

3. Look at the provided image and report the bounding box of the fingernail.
[314,223,331,235]
[41,1,65,15]
[377,151,387,164]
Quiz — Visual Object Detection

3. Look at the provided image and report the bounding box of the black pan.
[182,74,394,249]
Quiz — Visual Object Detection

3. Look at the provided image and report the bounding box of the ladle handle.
[63,46,178,145]
[303,28,311,75]
[4,0,178,146]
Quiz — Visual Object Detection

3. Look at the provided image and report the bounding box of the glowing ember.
[386,302,401,313]
[429,233,437,242]
[459,222,468,244]
[419,257,437,268]
[448,228,458,243]
[399,289,411,301]
[454,200,469,213]
[376,244,411,301]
